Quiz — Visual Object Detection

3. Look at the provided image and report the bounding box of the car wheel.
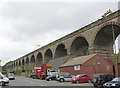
[93,84,97,87]
[49,78,52,81]
[0,81,5,86]
[71,81,75,84]
[88,79,91,83]
[46,79,49,81]
[93,78,98,83]
[60,78,64,82]
[76,80,79,84]
[40,76,43,80]
[98,84,103,88]
[0,82,2,86]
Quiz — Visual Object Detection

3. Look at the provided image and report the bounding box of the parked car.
[46,73,58,81]
[56,72,73,82]
[8,73,15,80]
[91,74,113,87]
[103,77,120,88]
[71,74,91,83]
[0,72,9,86]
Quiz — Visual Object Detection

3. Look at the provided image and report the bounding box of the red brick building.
[59,54,114,78]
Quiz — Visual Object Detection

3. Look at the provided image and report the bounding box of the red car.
[71,74,91,83]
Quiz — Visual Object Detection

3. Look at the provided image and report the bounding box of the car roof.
[113,77,120,79]
[8,73,14,74]
[78,74,88,75]
[93,74,111,75]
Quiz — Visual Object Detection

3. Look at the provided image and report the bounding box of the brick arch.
[54,43,67,59]
[44,49,53,63]
[70,35,89,58]
[92,21,120,63]
[93,21,120,46]
[16,61,18,67]
[8,65,9,69]
[100,21,120,29]
[30,55,35,63]
[26,57,29,65]
[13,62,15,67]
[70,35,90,48]
[12,63,13,68]
[19,60,21,66]
[36,52,43,66]
[22,59,25,66]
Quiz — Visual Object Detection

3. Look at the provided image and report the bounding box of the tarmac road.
[2,76,94,88]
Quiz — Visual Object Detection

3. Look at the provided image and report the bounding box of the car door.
[65,75,72,81]
[52,75,56,80]
[80,75,88,82]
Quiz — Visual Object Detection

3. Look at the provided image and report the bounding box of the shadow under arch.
[54,44,67,59]
[70,37,89,58]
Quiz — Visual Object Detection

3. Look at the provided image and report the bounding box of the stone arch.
[93,22,120,62]
[26,57,29,65]
[14,63,15,67]
[36,52,43,66]
[9,65,10,68]
[12,63,13,67]
[19,60,21,66]
[31,55,35,63]
[16,62,18,67]
[8,66,9,69]
[54,44,67,59]
[44,49,53,63]
[94,22,120,47]
[70,36,89,57]
[22,59,25,66]
[11,64,13,68]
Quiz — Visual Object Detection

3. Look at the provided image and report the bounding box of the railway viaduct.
[4,10,120,72]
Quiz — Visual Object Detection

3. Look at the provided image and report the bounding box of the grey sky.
[0,0,119,66]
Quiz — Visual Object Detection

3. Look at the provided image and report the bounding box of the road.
[2,76,94,88]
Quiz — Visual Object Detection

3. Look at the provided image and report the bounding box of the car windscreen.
[75,75,80,77]
[8,73,14,76]
[93,74,100,78]
[93,74,106,78]
[59,72,69,76]
[51,71,56,72]
[112,78,120,81]
[0,73,5,78]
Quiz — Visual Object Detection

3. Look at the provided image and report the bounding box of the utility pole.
[102,9,118,77]
[112,24,118,77]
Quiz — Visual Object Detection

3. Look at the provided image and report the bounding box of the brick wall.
[60,55,113,78]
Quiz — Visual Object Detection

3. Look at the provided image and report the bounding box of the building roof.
[60,54,97,67]
[47,56,69,71]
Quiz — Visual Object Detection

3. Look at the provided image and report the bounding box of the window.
[81,75,88,77]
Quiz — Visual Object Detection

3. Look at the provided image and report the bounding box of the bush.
[9,70,15,73]
[21,67,25,72]
[0,71,7,74]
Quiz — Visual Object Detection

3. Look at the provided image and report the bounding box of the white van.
[0,72,9,86]
[8,73,15,80]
